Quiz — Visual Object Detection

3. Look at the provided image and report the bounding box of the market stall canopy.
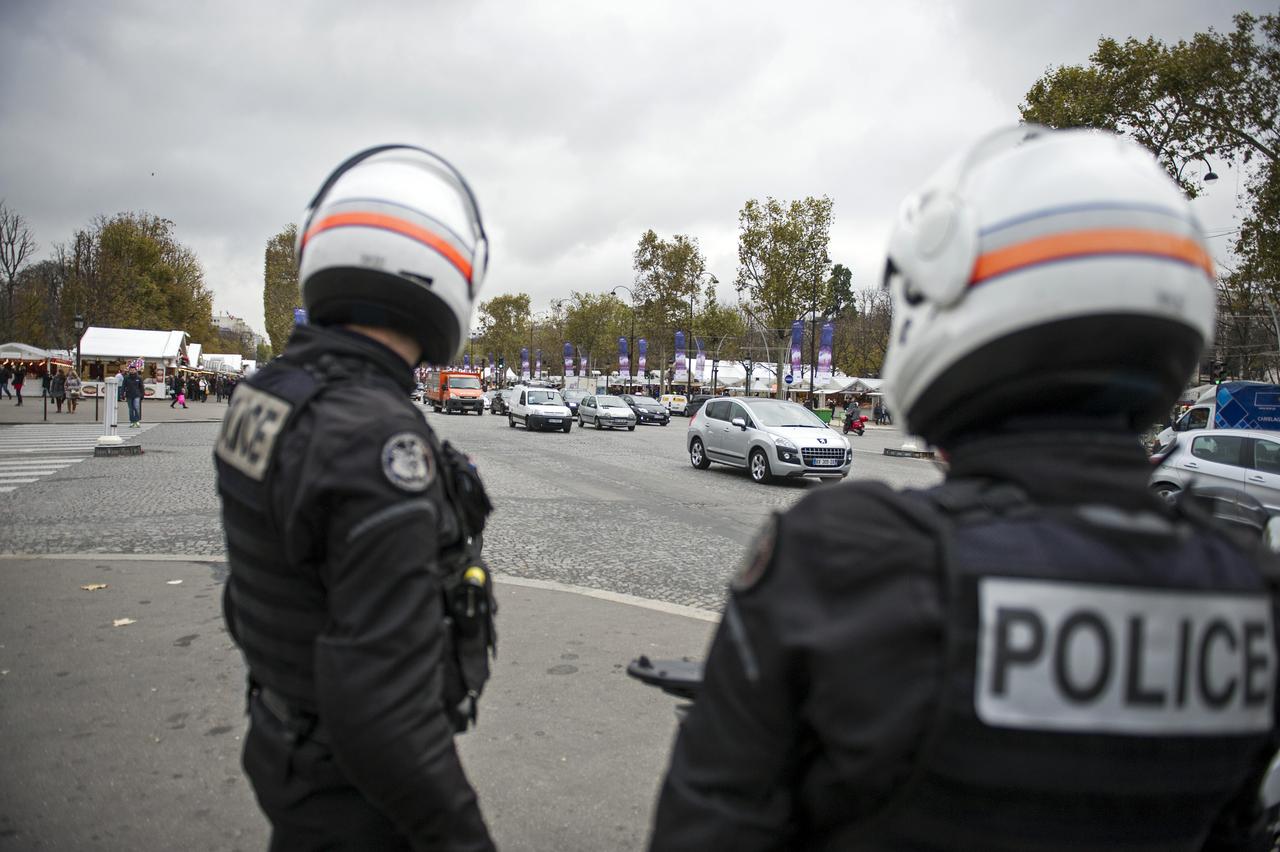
[0,342,51,360]
[79,327,187,361]
[186,343,202,368]
[831,376,884,395]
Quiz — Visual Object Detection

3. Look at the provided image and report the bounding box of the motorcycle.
[843,414,869,437]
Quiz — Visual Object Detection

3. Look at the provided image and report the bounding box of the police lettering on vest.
[216,384,293,482]
[977,577,1275,735]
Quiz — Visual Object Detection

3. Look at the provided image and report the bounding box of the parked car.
[687,397,851,483]
[685,394,714,418]
[577,394,637,430]
[621,394,670,426]
[508,385,573,432]
[561,389,588,415]
[410,383,426,404]
[659,394,688,415]
[1150,428,1280,515]
[490,389,512,416]
[481,390,500,411]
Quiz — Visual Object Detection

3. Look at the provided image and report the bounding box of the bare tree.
[0,201,37,338]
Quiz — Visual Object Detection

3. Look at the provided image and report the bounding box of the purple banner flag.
[521,347,530,381]
[618,337,630,378]
[563,342,573,376]
[293,308,308,326]
[695,338,705,383]
[674,331,687,380]
[535,349,542,377]
[638,338,647,375]
[579,348,588,377]
[463,353,470,369]
[790,320,803,380]
[818,321,834,383]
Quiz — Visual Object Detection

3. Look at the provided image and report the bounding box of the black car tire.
[749,448,773,484]
[689,438,711,470]
[578,414,584,427]
[628,424,636,431]
[477,408,483,416]
[595,416,603,430]
[1151,482,1179,504]
[563,423,572,433]
[508,414,515,429]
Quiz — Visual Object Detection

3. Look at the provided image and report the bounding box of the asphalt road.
[0,406,943,611]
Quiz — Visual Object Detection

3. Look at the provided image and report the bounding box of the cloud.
[0,0,1267,335]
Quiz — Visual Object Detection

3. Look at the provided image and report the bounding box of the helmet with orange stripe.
[296,145,489,366]
[881,126,1215,446]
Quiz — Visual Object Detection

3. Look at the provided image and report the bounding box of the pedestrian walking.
[12,368,24,406]
[40,369,51,399]
[65,369,82,414]
[198,376,208,402]
[169,374,186,409]
[215,145,497,850]
[51,369,66,413]
[0,364,11,399]
[649,127,1280,850]
[122,367,144,426]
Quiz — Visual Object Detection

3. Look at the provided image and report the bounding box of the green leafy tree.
[1021,12,1279,360]
[476,292,531,376]
[735,196,834,397]
[0,200,37,339]
[562,290,632,377]
[632,230,709,388]
[262,224,298,354]
[256,341,274,363]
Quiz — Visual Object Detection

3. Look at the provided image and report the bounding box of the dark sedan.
[561,389,588,415]
[490,389,513,416]
[621,394,670,426]
[685,394,714,417]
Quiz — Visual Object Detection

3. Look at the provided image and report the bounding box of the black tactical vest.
[215,361,327,711]
[838,482,1278,852]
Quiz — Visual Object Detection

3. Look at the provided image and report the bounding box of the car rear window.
[1254,439,1280,474]
[1191,435,1245,466]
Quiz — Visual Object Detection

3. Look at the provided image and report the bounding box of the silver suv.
[687,397,851,483]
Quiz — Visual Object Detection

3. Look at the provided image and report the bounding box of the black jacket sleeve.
[306,409,494,852]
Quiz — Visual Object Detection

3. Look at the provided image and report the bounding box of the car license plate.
[813,458,840,466]
[549,418,561,423]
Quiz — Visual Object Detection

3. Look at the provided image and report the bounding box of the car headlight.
[775,438,797,452]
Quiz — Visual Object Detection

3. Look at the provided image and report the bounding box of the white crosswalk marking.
[0,424,154,496]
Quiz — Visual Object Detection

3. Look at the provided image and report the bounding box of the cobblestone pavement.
[0,406,943,610]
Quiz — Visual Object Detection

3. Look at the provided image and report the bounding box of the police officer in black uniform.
[649,127,1280,851]
[215,146,497,851]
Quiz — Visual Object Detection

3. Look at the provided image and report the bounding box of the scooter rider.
[649,127,1280,851]
[215,146,497,851]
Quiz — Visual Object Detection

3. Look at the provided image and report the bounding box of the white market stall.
[77,326,189,399]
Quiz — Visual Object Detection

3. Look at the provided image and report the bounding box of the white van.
[507,385,573,433]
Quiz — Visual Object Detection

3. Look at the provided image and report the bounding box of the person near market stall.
[122,366,145,426]
[51,368,66,413]
[12,366,25,405]
[0,364,11,400]
[65,369,82,414]
[40,368,51,399]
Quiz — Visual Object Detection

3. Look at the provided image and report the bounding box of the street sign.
[784,374,794,385]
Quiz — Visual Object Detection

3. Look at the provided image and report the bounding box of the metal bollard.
[98,377,122,446]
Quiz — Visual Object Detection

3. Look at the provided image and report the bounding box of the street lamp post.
[611,285,636,392]
[73,314,85,373]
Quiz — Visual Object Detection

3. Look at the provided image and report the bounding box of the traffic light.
[1211,361,1226,384]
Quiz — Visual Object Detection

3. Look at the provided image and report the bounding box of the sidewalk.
[0,556,717,851]
[0,396,228,425]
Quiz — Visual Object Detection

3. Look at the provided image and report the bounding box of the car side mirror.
[1174,419,1185,432]
[732,417,746,430]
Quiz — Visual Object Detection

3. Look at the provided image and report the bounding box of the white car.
[687,397,851,483]
[507,385,573,433]
[577,394,637,431]
[659,394,688,415]
[1150,428,1280,514]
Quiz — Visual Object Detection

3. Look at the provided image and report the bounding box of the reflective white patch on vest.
[215,384,293,481]
[381,432,434,492]
[976,577,1274,735]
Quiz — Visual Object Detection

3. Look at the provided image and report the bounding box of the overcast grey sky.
[0,0,1266,336]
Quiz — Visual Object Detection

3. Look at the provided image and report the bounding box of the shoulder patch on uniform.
[732,513,779,594]
[381,431,435,492]
[215,383,293,481]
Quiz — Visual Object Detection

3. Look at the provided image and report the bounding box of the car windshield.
[527,390,563,405]
[745,400,828,428]
[597,395,627,407]
[562,390,587,401]
[633,397,659,405]
[448,377,481,389]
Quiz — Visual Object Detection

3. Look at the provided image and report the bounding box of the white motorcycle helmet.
[881,126,1216,446]
[296,145,489,366]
